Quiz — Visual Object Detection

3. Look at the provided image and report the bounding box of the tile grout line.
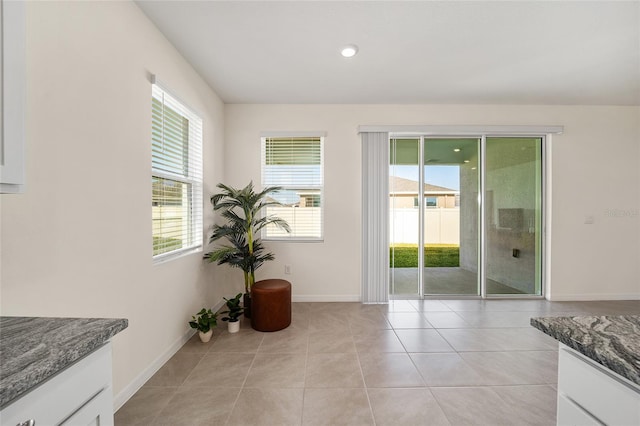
[300,321,310,426]
[223,332,265,426]
[349,313,379,426]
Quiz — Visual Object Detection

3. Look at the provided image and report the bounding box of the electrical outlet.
[284,265,291,275]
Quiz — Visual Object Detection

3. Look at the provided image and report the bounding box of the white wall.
[0,1,230,408]
[225,104,640,301]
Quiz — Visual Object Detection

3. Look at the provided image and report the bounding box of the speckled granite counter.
[0,317,128,408]
[531,315,640,386]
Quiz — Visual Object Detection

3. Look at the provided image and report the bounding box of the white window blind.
[261,136,324,240]
[151,83,203,260]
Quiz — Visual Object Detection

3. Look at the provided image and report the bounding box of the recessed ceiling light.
[464,160,470,163]
[453,148,461,152]
[341,44,359,58]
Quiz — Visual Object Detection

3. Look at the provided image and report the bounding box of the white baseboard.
[547,293,640,301]
[113,299,225,412]
[113,328,194,412]
[292,294,361,302]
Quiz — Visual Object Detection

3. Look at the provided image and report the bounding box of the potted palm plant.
[204,182,290,317]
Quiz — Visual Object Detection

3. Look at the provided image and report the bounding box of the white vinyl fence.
[264,206,322,238]
[390,208,460,245]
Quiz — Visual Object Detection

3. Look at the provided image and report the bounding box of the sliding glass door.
[389,138,421,297]
[423,138,479,296]
[390,135,544,299]
[484,137,543,296]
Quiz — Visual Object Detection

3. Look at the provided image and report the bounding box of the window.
[261,135,324,240]
[151,82,203,259]
[426,196,438,208]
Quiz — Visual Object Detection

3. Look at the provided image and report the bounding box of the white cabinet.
[0,0,27,193]
[0,344,115,426]
[557,344,640,426]
[557,394,602,426]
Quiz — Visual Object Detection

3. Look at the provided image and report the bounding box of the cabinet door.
[558,345,640,425]
[557,394,602,426]
[0,345,113,426]
[62,388,113,426]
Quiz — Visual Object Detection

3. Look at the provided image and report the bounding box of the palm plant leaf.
[254,216,291,233]
[204,181,291,293]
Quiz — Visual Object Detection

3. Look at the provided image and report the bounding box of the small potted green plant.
[221,293,244,333]
[188,308,218,342]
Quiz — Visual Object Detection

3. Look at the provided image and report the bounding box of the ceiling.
[135,1,640,105]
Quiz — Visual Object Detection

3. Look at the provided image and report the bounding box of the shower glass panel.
[484,137,543,296]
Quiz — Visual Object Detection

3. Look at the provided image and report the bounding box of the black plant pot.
[243,293,251,319]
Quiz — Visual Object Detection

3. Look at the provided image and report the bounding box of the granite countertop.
[0,316,128,409]
[531,315,640,386]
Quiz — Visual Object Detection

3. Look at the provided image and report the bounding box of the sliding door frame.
[381,125,561,300]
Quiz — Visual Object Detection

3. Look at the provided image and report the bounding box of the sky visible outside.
[392,165,460,190]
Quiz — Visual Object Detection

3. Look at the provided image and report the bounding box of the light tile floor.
[115,299,639,426]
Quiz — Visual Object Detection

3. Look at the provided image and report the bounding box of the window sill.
[263,238,324,243]
[153,246,202,265]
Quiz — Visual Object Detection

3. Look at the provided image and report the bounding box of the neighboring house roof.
[390,176,457,194]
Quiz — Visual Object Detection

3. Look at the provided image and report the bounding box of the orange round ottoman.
[251,279,291,332]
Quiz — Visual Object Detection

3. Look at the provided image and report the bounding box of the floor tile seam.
[452,349,559,354]
[389,325,435,330]
[238,353,258,390]
[351,328,379,426]
[236,384,307,389]
[429,383,533,423]
[423,385,455,426]
[389,325,411,354]
[209,348,261,352]
[429,325,459,354]
[405,356,557,386]
[407,349,482,387]
[300,388,307,426]
[394,346,428,388]
[422,310,471,325]
[410,347,559,385]
[443,348,558,353]
[170,353,208,388]
[301,325,311,391]
[304,384,367,389]
[427,384,547,390]
[147,386,180,425]
[257,350,309,354]
[231,347,261,422]
[476,383,558,389]
[422,381,555,388]
[471,383,545,421]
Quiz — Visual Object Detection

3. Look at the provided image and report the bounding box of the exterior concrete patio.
[391,267,526,296]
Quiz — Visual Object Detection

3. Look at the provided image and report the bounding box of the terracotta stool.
[251,279,291,332]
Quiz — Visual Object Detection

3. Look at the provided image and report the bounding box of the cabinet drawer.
[0,344,112,426]
[557,394,602,426]
[558,345,640,426]
[62,387,113,426]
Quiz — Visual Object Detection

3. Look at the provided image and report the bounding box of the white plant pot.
[198,329,213,343]
[228,321,240,333]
